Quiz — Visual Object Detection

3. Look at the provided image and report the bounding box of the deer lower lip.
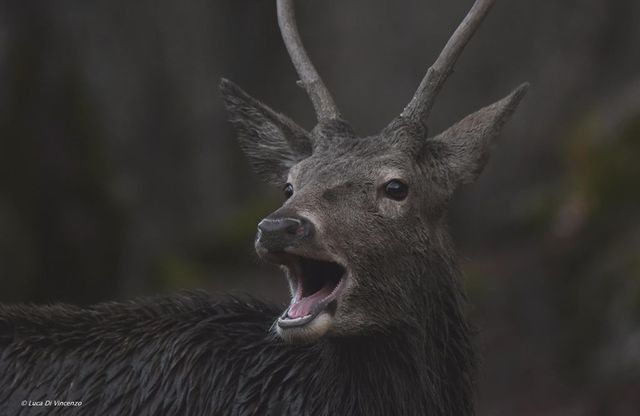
[278,256,346,328]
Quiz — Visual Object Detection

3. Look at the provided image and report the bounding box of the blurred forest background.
[0,0,639,414]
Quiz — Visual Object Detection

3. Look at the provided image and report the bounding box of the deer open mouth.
[277,255,347,329]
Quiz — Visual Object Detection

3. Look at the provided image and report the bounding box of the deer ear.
[426,83,529,187]
[220,79,312,185]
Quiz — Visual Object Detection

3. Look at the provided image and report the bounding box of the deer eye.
[384,180,408,201]
[284,183,294,199]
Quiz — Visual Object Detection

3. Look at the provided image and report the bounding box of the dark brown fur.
[0,290,473,415]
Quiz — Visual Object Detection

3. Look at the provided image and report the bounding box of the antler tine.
[277,0,341,122]
[402,0,496,123]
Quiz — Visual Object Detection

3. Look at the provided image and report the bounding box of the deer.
[0,0,527,415]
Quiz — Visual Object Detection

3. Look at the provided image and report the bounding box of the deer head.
[222,0,528,344]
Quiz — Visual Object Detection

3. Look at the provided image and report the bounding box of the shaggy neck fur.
[0,266,474,416]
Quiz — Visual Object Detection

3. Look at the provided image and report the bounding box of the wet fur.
[0,290,473,416]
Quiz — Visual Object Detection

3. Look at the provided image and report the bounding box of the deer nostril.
[284,220,300,235]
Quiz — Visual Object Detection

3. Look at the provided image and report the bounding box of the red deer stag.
[0,0,527,414]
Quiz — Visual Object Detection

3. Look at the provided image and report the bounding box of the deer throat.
[278,256,346,328]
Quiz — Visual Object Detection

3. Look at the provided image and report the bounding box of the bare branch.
[277,0,341,121]
[402,0,496,123]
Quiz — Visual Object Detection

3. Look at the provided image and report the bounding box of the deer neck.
[316,258,475,415]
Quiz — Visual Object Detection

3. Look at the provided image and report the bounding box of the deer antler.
[277,0,341,122]
[402,0,496,123]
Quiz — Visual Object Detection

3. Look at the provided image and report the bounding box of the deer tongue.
[288,282,334,319]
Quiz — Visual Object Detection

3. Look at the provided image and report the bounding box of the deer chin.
[273,254,347,343]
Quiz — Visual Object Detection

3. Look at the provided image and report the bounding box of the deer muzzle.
[255,214,314,255]
[255,212,348,340]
